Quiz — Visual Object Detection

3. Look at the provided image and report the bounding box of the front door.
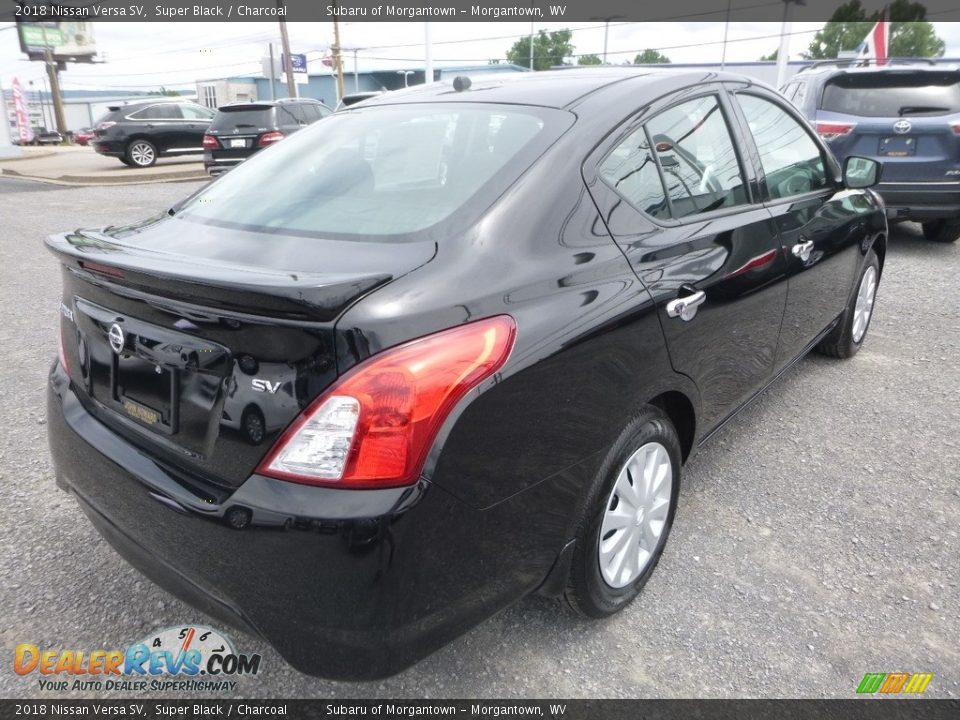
[585,89,789,432]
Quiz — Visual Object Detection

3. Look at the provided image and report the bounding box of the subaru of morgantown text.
[47,69,887,679]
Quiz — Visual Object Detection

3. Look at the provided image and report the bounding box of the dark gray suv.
[91,100,215,168]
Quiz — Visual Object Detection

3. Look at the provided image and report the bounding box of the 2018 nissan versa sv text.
[47,70,886,680]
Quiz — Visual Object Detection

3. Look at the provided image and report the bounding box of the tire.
[816,250,880,359]
[241,406,265,445]
[921,220,960,243]
[119,157,135,167]
[564,406,681,618]
[125,139,157,168]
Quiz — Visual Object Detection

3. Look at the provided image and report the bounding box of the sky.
[1,20,960,94]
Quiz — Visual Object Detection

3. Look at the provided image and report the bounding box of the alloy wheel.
[129,142,155,167]
[852,265,877,343]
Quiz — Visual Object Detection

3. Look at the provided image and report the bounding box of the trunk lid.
[49,214,435,489]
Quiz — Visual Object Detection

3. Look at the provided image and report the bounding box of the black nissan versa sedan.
[47,69,887,680]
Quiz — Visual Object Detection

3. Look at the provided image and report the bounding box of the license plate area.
[879,136,916,157]
[111,352,179,433]
[229,138,248,148]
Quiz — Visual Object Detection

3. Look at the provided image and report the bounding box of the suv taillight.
[202,134,220,149]
[951,122,960,135]
[95,121,116,131]
[257,316,517,489]
[815,121,856,141]
[258,131,284,147]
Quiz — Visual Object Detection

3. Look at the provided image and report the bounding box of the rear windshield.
[821,71,960,117]
[177,103,571,240]
[210,107,275,131]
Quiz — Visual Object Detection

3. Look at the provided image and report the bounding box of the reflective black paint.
[46,70,886,679]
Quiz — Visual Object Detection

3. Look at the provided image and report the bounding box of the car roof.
[357,67,760,110]
[796,62,960,81]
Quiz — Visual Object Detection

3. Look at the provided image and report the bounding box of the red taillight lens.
[951,122,960,135]
[258,131,285,147]
[202,134,220,149]
[257,316,517,489]
[78,260,124,278]
[96,121,116,131]
[815,121,856,140]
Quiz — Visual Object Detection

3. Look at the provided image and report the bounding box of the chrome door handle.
[666,290,706,322]
[792,240,814,262]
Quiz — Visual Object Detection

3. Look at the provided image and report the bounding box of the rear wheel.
[921,220,960,243]
[816,250,880,359]
[125,140,157,168]
[241,406,265,445]
[565,407,681,618]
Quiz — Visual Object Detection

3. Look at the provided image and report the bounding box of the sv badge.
[252,379,281,394]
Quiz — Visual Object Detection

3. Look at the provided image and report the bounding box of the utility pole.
[268,43,277,101]
[528,21,534,70]
[277,1,297,98]
[331,8,345,102]
[424,22,433,84]
[776,0,806,88]
[40,24,66,134]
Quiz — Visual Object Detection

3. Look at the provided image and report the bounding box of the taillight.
[78,260,124,279]
[258,131,284,147]
[58,324,71,375]
[96,121,116,131]
[202,134,220,149]
[951,122,960,135]
[257,316,517,489]
[815,121,856,141]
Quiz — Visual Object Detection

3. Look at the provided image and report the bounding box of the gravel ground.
[1,179,957,699]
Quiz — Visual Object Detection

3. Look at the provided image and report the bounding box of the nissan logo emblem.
[893,119,912,135]
[108,323,125,354]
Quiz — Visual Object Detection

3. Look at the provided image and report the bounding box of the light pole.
[397,70,414,88]
[776,0,807,88]
[590,16,625,65]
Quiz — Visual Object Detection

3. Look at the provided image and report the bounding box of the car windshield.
[176,103,571,240]
[821,71,960,117]
[210,107,275,130]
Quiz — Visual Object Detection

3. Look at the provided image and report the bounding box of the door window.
[736,94,828,200]
[181,104,215,120]
[646,95,749,219]
[598,126,670,220]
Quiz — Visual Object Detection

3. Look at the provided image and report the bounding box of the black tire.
[921,220,960,243]
[816,250,880,359]
[125,139,157,168]
[564,406,681,618]
[119,157,135,167]
[241,406,265,445]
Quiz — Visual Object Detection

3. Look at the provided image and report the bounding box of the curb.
[0,167,208,187]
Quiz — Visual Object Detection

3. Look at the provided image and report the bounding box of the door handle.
[666,290,706,322]
[792,240,814,262]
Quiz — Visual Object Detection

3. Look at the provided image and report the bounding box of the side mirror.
[844,156,881,189]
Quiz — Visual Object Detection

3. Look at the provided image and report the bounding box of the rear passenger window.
[598,126,670,220]
[736,94,828,200]
[646,95,749,219]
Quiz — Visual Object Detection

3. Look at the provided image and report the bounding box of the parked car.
[73,127,95,146]
[90,99,215,168]
[335,90,385,111]
[782,59,960,242]
[34,128,64,145]
[47,69,886,680]
[202,98,331,176]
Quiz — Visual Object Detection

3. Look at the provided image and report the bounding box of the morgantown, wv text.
[327,5,568,18]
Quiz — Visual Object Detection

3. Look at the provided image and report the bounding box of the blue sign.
[283,53,308,75]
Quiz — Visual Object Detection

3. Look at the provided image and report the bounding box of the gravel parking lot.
[1,178,957,699]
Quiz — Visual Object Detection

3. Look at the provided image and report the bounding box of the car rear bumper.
[46,362,565,679]
[204,150,253,175]
[876,183,960,221]
[92,140,125,157]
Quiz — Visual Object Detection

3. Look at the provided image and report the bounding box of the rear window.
[210,107,275,132]
[177,103,571,240]
[821,71,960,117]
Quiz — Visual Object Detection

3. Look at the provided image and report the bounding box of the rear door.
[817,70,960,186]
[729,88,880,367]
[584,86,789,432]
[129,103,183,152]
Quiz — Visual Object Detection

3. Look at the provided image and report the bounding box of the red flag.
[856,9,889,65]
[11,78,30,143]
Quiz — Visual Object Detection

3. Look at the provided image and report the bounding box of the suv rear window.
[177,104,572,240]
[821,71,960,117]
[210,107,275,132]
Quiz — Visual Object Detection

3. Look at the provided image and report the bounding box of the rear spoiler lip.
[45,229,392,324]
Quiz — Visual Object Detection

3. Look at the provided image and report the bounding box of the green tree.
[760,49,778,61]
[506,29,574,71]
[633,49,671,64]
[578,54,603,65]
[806,0,944,59]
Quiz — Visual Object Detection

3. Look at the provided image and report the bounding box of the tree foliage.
[633,49,671,64]
[506,29,574,71]
[578,54,603,65]
[805,0,945,59]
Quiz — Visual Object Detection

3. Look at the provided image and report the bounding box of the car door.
[584,87,789,432]
[179,103,215,149]
[728,88,872,368]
